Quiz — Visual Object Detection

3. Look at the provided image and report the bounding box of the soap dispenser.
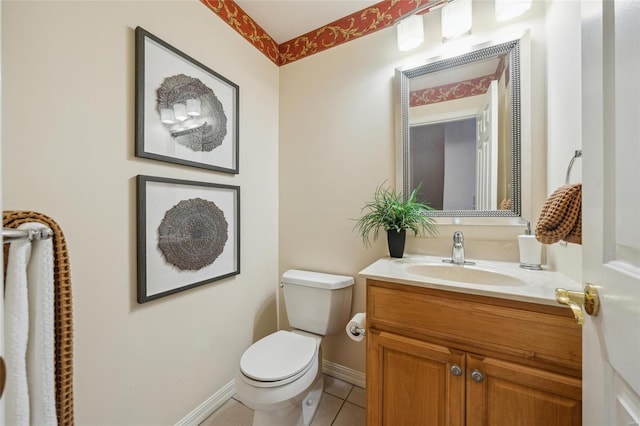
[518,222,542,270]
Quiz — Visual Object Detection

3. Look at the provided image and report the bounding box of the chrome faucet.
[452,231,465,264]
[443,231,475,265]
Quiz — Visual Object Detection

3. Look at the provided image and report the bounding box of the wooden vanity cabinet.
[366,279,582,426]
[368,331,466,425]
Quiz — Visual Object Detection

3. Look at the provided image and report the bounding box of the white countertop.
[359,254,582,307]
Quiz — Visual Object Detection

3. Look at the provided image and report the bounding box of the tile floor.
[200,375,366,426]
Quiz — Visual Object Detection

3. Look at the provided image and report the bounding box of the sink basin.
[405,263,527,286]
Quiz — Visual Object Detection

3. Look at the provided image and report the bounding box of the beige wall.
[279,0,558,375]
[544,0,583,282]
[2,1,279,424]
[279,27,397,374]
[1,0,583,422]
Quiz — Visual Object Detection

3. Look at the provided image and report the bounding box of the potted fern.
[354,183,438,258]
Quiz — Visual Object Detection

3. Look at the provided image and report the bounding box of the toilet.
[235,269,355,426]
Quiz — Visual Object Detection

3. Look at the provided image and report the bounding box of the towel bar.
[565,149,582,184]
[2,227,53,242]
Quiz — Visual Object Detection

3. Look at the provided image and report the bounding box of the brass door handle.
[555,283,600,325]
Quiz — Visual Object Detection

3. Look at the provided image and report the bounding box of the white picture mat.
[144,180,238,297]
[143,37,237,170]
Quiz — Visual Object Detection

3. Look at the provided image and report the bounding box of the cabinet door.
[367,330,465,426]
[466,354,581,426]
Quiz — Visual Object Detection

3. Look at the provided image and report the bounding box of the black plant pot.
[387,229,406,258]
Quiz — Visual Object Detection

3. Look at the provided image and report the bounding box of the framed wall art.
[137,175,240,303]
[135,27,239,173]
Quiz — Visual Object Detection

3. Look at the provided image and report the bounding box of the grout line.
[329,396,347,426]
[345,386,366,409]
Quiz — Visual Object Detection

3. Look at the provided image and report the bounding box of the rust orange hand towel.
[535,184,582,245]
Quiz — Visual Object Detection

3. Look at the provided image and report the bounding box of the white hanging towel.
[26,222,57,426]
[5,222,57,426]
[5,227,31,426]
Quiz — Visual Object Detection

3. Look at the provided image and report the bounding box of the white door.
[582,0,640,424]
[475,80,499,210]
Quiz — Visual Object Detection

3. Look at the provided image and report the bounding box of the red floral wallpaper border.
[278,0,442,66]
[200,0,280,64]
[409,75,495,107]
[409,54,510,107]
[200,0,445,66]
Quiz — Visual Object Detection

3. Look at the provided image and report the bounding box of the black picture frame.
[135,27,239,173]
[137,175,240,303]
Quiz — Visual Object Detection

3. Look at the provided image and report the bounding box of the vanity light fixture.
[397,14,424,51]
[495,0,532,21]
[441,0,472,41]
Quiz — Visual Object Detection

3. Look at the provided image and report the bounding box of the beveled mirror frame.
[396,38,522,219]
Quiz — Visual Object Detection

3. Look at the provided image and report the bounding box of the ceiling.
[234,0,380,43]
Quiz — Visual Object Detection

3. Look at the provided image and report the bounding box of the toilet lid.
[240,330,317,382]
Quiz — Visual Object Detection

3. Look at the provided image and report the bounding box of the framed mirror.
[396,38,521,218]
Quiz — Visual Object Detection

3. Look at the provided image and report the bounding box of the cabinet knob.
[471,369,484,383]
[450,364,463,376]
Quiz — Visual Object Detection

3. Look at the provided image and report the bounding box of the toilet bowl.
[234,270,354,426]
[235,331,323,426]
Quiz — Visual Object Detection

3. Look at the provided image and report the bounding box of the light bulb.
[495,0,532,21]
[397,15,424,52]
[441,0,472,41]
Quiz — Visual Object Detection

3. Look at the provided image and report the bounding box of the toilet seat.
[240,331,318,388]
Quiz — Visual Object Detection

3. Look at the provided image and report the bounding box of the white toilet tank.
[281,270,354,335]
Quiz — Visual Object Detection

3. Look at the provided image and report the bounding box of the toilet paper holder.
[346,312,366,341]
[349,324,366,337]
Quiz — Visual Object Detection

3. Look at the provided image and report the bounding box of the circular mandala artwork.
[157,74,228,152]
[158,198,228,270]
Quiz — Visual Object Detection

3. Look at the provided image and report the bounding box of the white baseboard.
[175,379,236,426]
[322,360,366,388]
[176,362,365,425]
